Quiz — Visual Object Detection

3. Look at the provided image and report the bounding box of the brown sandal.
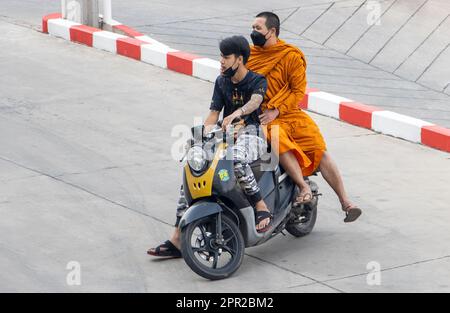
[343,206,362,223]
[293,189,313,207]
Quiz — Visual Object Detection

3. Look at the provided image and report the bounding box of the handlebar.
[217,116,242,128]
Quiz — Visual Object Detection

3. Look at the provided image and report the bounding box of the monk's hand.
[259,108,279,125]
[222,110,243,131]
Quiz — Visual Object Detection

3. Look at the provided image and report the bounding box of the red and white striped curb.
[301,92,449,152]
[42,14,450,153]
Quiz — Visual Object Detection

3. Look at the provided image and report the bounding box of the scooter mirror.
[191,125,205,143]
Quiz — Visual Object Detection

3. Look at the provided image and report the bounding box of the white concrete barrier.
[48,18,81,41]
[141,44,178,69]
[193,58,220,82]
[93,30,126,53]
[308,92,352,119]
[372,111,434,143]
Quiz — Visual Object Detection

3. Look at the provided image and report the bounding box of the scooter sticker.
[218,169,230,182]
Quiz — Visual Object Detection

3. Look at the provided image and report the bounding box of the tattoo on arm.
[240,94,263,115]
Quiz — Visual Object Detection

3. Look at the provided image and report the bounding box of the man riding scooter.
[148,35,272,258]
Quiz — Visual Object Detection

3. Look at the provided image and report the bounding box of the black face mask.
[251,30,269,47]
[222,60,239,78]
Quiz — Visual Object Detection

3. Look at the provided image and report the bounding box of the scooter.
[178,119,320,280]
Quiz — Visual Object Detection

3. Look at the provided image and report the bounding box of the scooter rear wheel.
[181,214,245,280]
[286,197,318,237]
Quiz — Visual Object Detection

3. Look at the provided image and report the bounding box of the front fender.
[178,201,223,229]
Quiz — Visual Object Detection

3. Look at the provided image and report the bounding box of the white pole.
[87,0,100,28]
[101,0,112,23]
[61,0,66,18]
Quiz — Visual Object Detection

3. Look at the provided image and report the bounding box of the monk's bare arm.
[239,94,264,115]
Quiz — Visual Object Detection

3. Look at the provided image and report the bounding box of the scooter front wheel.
[181,214,245,280]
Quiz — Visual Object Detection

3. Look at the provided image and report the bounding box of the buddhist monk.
[247,11,362,223]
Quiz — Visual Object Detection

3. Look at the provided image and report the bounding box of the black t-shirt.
[209,71,267,126]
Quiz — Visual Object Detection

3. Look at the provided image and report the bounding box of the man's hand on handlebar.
[203,124,217,135]
[222,109,243,131]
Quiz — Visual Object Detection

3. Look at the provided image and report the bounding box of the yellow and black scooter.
[179,119,319,280]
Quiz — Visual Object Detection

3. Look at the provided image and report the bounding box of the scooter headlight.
[187,146,207,172]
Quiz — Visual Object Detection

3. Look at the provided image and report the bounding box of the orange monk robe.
[247,40,326,176]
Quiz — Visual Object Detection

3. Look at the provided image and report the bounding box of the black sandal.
[147,240,182,258]
[255,211,273,233]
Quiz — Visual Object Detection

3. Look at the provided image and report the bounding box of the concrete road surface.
[0,3,450,292]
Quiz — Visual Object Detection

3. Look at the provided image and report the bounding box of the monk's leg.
[318,151,354,210]
[318,152,362,222]
[279,150,312,203]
